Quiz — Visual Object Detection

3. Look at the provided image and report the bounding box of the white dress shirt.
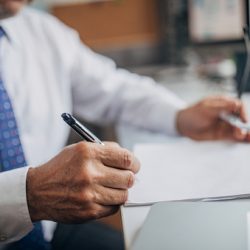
[0,6,185,246]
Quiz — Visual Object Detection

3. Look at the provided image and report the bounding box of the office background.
[31,0,246,66]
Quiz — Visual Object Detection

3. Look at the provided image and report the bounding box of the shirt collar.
[0,8,26,46]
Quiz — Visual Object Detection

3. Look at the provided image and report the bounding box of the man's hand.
[176,96,250,141]
[26,142,140,223]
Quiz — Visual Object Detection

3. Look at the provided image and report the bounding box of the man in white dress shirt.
[0,0,249,249]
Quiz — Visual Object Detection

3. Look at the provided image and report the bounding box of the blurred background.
[29,0,250,234]
[31,0,247,81]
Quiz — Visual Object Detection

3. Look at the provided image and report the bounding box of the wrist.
[26,167,48,222]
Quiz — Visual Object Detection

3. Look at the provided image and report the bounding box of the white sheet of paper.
[127,139,250,206]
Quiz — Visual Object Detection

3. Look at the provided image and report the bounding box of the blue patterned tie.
[0,28,50,250]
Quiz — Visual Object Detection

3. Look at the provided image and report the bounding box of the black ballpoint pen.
[61,113,104,145]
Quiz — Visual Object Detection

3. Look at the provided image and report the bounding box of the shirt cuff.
[0,167,33,245]
[143,87,187,136]
[156,99,186,136]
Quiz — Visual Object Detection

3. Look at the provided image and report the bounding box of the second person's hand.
[176,96,250,141]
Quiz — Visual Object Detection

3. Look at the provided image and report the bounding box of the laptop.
[131,201,250,250]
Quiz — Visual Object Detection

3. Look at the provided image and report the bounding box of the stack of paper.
[126,139,250,206]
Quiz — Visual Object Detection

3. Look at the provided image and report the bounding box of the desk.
[117,69,250,249]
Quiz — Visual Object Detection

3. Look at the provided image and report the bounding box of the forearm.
[72,50,186,135]
[112,71,187,135]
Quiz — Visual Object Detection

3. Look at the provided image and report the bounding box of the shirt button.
[0,235,7,241]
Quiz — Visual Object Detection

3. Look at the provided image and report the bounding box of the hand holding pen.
[26,113,140,224]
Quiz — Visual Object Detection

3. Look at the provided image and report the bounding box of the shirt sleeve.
[0,167,33,245]
[69,35,186,136]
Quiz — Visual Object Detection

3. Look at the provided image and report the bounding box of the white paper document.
[127,139,250,206]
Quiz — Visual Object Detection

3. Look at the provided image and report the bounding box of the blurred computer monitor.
[188,0,250,94]
[188,0,246,44]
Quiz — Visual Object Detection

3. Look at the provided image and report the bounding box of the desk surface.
[118,70,250,249]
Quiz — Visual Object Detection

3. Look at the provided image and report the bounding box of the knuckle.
[122,150,133,168]
[81,167,94,185]
[75,142,92,157]
[88,205,110,220]
[83,190,95,203]
[88,208,100,220]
